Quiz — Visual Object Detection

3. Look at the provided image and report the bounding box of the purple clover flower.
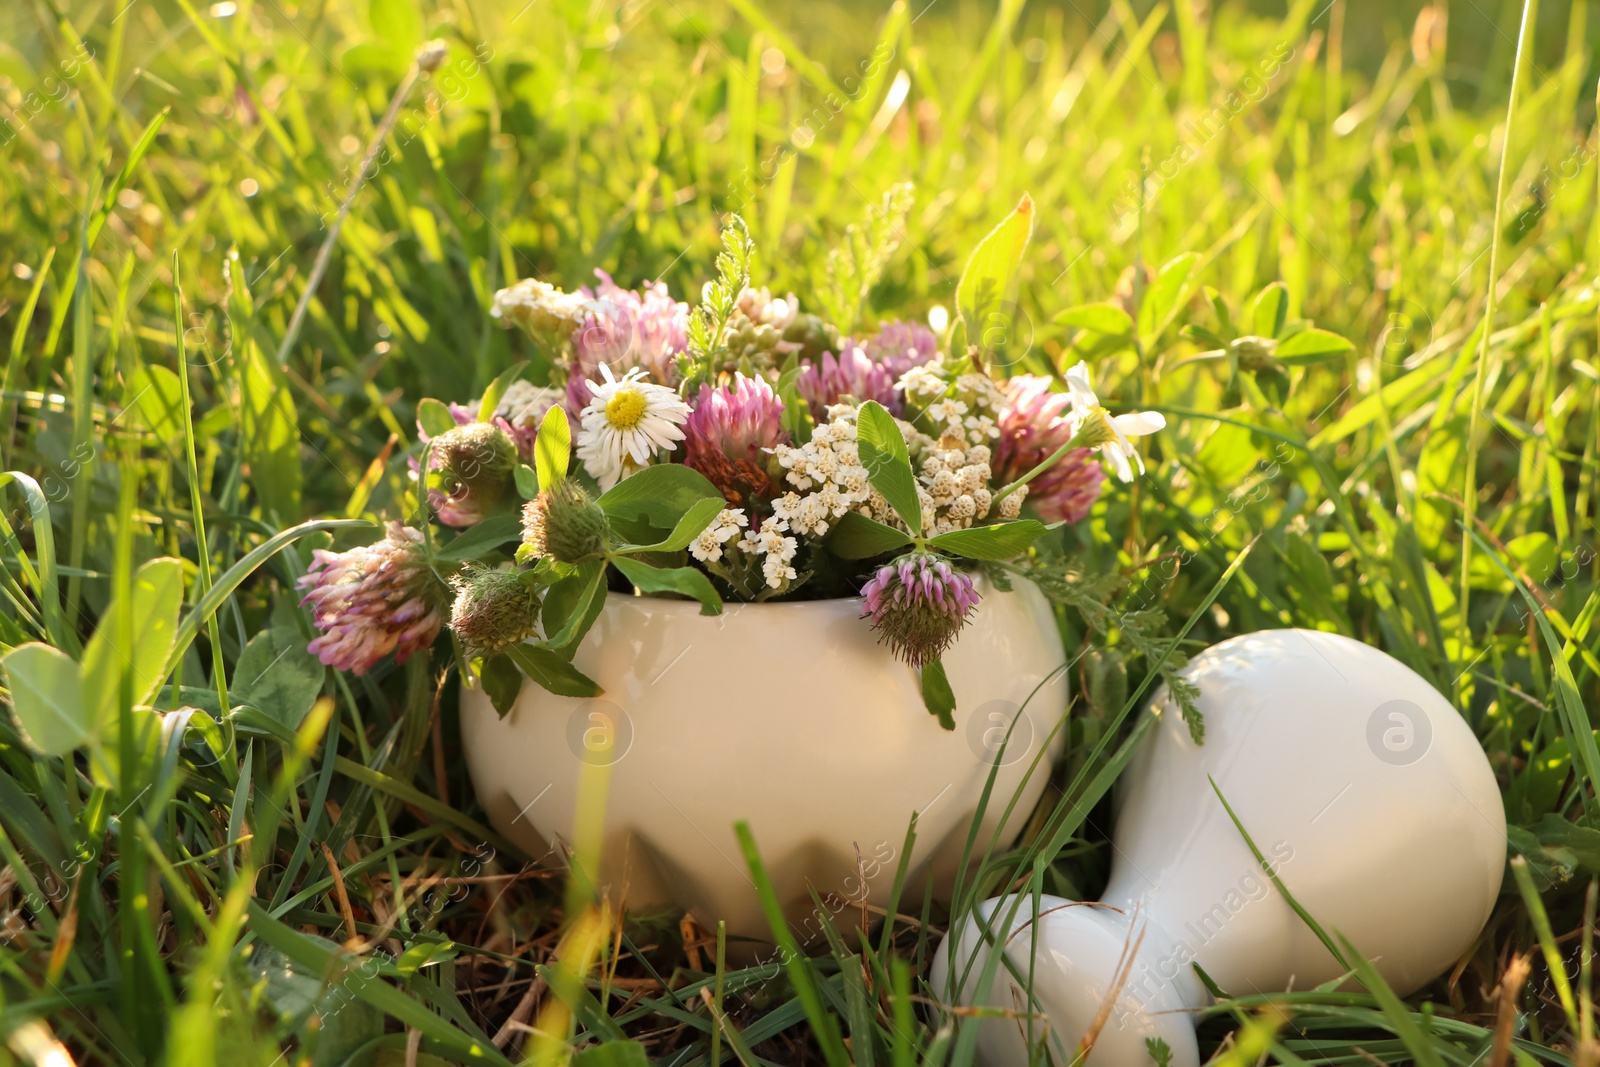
[298,522,445,675]
[683,373,789,505]
[859,552,981,668]
[795,320,938,417]
[565,270,689,416]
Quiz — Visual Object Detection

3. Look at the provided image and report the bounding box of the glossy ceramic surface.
[933,629,1505,1067]
[460,577,1068,949]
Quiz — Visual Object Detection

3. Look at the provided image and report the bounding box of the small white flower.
[956,464,986,496]
[490,278,594,335]
[736,287,800,331]
[1062,361,1167,482]
[838,464,870,496]
[690,508,748,563]
[816,483,850,517]
[577,364,692,490]
[737,517,799,589]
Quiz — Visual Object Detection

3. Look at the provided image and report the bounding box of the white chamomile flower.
[1063,361,1167,482]
[577,364,692,490]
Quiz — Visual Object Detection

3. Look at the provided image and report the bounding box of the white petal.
[1065,362,1098,409]
[1112,411,1166,437]
[622,430,652,466]
[1104,446,1135,482]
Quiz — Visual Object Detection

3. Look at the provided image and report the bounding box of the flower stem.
[992,425,1093,506]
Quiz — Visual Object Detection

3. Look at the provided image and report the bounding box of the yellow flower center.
[605,387,649,431]
[1070,408,1117,449]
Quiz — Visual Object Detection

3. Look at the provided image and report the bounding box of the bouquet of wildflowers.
[298,195,1166,727]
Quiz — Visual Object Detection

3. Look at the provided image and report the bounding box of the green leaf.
[1137,251,1200,342]
[395,939,459,976]
[955,193,1035,357]
[1247,281,1290,339]
[1053,302,1134,336]
[534,405,571,491]
[416,398,458,438]
[1276,327,1355,364]
[89,108,168,251]
[479,653,523,717]
[1253,365,1291,406]
[507,644,603,698]
[80,556,186,731]
[434,512,522,562]
[572,1042,652,1067]
[240,344,302,523]
[611,556,723,615]
[126,363,185,442]
[514,463,539,500]
[855,401,922,536]
[615,496,726,554]
[478,361,529,423]
[0,471,67,650]
[776,364,816,443]
[248,946,385,1067]
[246,903,518,1067]
[920,658,956,730]
[2,643,90,756]
[369,0,423,57]
[928,520,1048,561]
[1471,526,1600,822]
[596,463,723,544]
[540,560,609,653]
[232,626,324,729]
[826,511,915,559]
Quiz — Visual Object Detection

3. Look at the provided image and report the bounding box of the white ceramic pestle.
[932,629,1505,1067]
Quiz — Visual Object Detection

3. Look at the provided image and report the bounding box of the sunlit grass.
[1,0,1599,1063]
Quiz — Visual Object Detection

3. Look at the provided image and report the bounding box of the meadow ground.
[1,0,1600,1064]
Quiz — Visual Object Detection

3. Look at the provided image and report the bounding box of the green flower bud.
[449,566,541,656]
[781,312,839,362]
[520,479,610,564]
[434,423,517,514]
[1229,335,1278,371]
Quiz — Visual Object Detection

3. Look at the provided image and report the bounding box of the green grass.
[2,0,1600,1064]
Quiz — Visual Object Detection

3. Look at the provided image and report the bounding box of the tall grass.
[1,0,1599,1064]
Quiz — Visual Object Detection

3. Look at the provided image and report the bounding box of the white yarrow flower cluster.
[690,508,748,563]
[898,363,946,408]
[917,443,1002,534]
[898,362,1005,448]
[490,279,595,336]
[737,517,799,589]
[736,286,800,332]
[768,409,874,537]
